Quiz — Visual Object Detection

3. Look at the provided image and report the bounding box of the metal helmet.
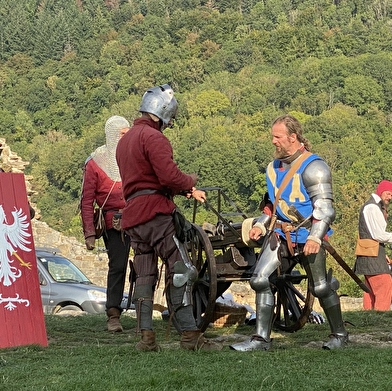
[139,84,178,125]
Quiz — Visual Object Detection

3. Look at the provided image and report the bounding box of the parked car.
[36,247,130,314]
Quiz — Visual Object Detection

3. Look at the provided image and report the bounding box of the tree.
[3,0,392,297]
[186,90,230,118]
[342,74,384,114]
[305,103,365,142]
[28,131,86,232]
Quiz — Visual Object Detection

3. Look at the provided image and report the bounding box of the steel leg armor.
[302,249,348,349]
[166,235,200,332]
[230,235,281,351]
[172,235,198,307]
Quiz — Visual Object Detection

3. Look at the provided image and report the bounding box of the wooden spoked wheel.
[188,224,217,332]
[272,265,314,332]
[167,224,217,333]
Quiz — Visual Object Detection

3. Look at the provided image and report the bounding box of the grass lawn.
[1,310,392,391]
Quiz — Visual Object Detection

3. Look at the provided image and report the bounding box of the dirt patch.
[347,332,392,347]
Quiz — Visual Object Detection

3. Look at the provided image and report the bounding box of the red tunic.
[116,117,195,229]
[80,158,126,238]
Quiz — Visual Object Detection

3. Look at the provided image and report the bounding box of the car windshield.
[38,254,92,284]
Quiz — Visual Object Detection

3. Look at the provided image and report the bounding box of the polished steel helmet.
[139,84,178,125]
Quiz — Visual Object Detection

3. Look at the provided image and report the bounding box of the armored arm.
[253,193,273,236]
[302,159,336,244]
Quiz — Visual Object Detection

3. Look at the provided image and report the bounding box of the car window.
[38,270,47,286]
[38,255,91,284]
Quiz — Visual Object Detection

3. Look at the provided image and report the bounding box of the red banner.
[0,172,47,348]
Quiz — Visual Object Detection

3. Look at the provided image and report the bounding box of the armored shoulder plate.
[302,159,335,240]
[302,159,333,200]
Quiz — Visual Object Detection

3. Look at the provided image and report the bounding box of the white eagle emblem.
[0,205,31,287]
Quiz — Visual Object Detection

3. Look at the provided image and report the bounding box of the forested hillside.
[1,0,392,295]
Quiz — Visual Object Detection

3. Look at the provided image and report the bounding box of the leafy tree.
[342,74,384,114]
[0,0,33,60]
[305,103,365,142]
[0,108,15,138]
[186,90,230,118]
[28,131,86,232]
[4,0,392,296]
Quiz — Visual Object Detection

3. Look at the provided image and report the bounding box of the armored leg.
[163,234,200,331]
[254,290,275,340]
[303,248,348,349]
[166,284,198,331]
[172,235,197,296]
[230,235,280,351]
[168,284,222,350]
[168,287,223,350]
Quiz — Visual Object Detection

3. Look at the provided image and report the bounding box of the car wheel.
[54,305,84,314]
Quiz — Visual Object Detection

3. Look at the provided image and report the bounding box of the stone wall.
[31,219,111,287]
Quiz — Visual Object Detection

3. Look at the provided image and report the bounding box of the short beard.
[273,147,289,159]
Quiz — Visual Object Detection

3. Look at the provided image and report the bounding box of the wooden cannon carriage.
[167,187,315,333]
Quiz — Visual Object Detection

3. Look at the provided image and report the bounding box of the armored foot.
[322,333,348,350]
[230,335,271,351]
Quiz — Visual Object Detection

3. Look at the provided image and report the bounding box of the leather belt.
[275,222,296,256]
[275,222,295,232]
[126,189,161,202]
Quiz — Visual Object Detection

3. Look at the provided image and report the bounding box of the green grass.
[1,311,392,391]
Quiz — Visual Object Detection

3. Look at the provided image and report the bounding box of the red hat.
[376,180,392,196]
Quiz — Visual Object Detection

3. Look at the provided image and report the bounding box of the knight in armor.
[80,115,131,332]
[230,114,348,351]
[116,84,222,351]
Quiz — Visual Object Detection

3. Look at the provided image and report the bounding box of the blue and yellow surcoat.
[266,154,324,244]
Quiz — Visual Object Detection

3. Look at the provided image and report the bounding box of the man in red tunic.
[116,84,221,351]
[80,116,131,332]
[354,180,392,310]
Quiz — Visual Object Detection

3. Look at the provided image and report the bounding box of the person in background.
[116,84,221,352]
[354,180,392,311]
[80,116,131,332]
[230,114,348,351]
